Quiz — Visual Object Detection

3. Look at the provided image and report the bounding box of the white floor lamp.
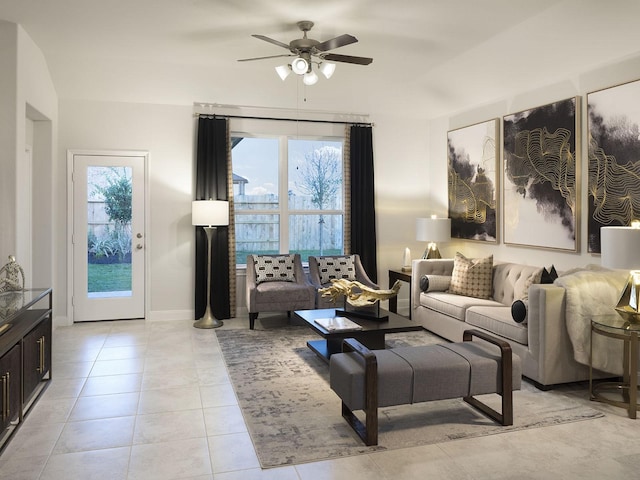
[192,199,229,329]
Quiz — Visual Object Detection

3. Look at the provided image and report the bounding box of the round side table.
[590,314,640,419]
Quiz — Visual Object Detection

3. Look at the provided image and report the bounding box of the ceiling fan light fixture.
[275,64,291,81]
[291,56,309,75]
[303,70,318,86]
[240,22,373,86]
[319,62,336,79]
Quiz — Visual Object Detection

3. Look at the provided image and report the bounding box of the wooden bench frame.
[339,329,514,446]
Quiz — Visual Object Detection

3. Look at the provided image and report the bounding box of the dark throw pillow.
[540,265,558,284]
[420,274,430,292]
[511,299,528,324]
[419,274,451,293]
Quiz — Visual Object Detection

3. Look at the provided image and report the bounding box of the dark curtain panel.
[349,125,378,283]
[195,116,230,319]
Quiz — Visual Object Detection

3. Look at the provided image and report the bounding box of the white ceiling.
[2,0,640,118]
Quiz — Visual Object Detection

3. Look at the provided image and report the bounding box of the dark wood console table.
[0,288,52,453]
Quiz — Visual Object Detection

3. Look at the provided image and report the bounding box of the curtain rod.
[195,113,373,127]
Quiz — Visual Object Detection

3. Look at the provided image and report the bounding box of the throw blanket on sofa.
[555,266,627,375]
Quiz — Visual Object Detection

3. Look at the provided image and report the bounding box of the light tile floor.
[1,314,639,479]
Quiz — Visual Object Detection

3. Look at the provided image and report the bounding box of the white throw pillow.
[253,255,296,283]
[317,256,356,284]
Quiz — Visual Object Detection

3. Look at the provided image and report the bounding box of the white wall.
[58,100,195,322]
[17,25,58,297]
[0,22,58,317]
[0,21,19,265]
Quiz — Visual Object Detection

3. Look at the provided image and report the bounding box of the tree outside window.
[232,136,344,264]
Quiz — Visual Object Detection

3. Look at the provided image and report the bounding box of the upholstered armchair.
[308,254,379,309]
[246,253,316,330]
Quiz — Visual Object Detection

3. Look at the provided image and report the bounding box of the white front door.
[70,152,146,321]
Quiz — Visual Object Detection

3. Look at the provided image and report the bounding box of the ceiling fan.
[237,21,373,85]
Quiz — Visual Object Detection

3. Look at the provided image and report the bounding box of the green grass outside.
[88,263,132,292]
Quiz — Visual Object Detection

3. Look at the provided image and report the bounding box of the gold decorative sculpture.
[319,279,401,307]
[0,255,25,293]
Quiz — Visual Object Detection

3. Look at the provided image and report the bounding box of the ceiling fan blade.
[322,53,373,65]
[237,54,294,62]
[314,34,358,52]
[252,34,291,51]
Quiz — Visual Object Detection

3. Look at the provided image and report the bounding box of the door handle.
[136,233,143,239]
[136,244,143,250]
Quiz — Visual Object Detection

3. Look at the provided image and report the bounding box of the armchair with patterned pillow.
[308,254,378,309]
[246,253,315,330]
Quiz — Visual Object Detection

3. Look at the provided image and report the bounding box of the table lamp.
[192,199,229,328]
[600,221,640,323]
[416,216,451,259]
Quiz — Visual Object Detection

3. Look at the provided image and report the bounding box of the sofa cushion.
[420,291,502,321]
[514,268,543,301]
[465,306,528,345]
[449,253,493,299]
[317,255,356,284]
[253,255,296,283]
[492,263,543,305]
[255,280,312,304]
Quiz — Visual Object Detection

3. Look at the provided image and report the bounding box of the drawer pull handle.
[41,336,46,373]
[1,373,9,421]
[36,337,46,374]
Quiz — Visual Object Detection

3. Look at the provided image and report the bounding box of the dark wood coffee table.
[294,308,424,363]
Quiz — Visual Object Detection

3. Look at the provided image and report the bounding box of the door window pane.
[87,166,132,296]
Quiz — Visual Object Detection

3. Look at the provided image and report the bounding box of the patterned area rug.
[216,325,603,468]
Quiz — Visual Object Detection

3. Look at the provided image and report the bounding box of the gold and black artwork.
[587,79,640,253]
[502,97,578,251]
[447,119,498,243]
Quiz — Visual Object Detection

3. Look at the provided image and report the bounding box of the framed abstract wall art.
[587,79,640,253]
[447,119,498,243]
[502,97,579,251]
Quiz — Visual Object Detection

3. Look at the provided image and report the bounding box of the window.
[232,135,344,265]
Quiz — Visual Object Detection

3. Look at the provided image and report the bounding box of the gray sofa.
[411,258,593,389]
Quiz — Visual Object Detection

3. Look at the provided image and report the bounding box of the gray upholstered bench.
[329,329,521,445]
